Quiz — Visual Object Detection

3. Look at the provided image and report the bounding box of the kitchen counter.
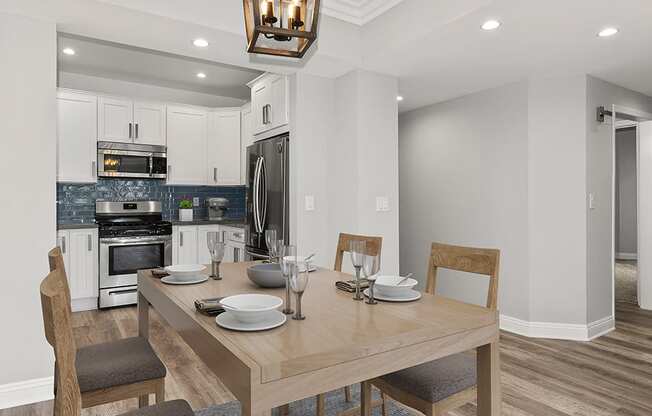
[170,219,246,228]
[57,222,98,230]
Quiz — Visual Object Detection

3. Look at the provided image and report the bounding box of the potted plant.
[179,198,194,222]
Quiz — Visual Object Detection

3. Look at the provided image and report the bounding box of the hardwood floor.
[3,302,651,416]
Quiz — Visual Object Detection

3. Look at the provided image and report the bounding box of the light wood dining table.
[137,262,500,416]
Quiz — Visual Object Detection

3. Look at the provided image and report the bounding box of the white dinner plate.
[363,288,421,302]
[161,275,208,285]
[216,310,287,332]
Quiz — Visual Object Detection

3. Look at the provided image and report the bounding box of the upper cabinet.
[240,104,254,184]
[207,109,242,186]
[98,96,166,146]
[167,105,208,186]
[248,73,289,136]
[57,90,98,183]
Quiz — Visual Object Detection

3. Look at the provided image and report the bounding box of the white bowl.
[374,275,418,298]
[165,264,206,281]
[220,294,284,324]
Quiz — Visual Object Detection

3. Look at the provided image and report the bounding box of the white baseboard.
[615,252,637,260]
[0,377,53,410]
[500,314,615,341]
[71,297,97,312]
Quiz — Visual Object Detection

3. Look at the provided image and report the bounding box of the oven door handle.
[108,288,138,296]
[100,236,171,245]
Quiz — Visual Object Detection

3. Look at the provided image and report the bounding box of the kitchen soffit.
[322,0,406,25]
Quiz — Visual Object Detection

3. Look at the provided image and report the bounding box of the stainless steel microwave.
[97,141,167,179]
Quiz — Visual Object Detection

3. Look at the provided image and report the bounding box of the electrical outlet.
[193,197,200,207]
[305,195,315,211]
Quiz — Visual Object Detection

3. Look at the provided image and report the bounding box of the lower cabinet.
[172,224,245,265]
[56,228,99,312]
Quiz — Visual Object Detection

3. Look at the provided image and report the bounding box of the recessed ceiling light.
[598,27,618,37]
[396,95,404,102]
[481,20,501,31]
[196,72,207,79]
[62,48,75,56]
[193,38,209,47]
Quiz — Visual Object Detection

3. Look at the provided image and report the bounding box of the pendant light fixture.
[242,0,320,58]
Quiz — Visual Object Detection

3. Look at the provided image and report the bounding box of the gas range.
[96,201,172,308]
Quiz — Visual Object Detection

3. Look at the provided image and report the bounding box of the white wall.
[291,70,399,274]
[528,75,588,325]
[0,12,56,407]
[58,72,246,107]
[586,76,652,321]
[615,127,637,256]
[399,82,530,319]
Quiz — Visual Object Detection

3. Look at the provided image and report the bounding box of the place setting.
[158,231,226,285]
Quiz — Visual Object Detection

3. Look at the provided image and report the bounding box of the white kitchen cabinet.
[98,96,133,143]
[248,73,288,136]
[56,228,98,312]
[167,105,208,185]
[207,109,241,186]
[173,225,244,265]
[223,226,246,263]
[174,225,199,264]
[197,224,221,264]
[133,101,167,146]
[57,90,98,183]
[98,96,166,145]
[241,104,254,185]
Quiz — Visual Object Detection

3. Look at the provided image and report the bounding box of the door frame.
[610,105,652,316]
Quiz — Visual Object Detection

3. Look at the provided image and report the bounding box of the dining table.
[137,262,500,416]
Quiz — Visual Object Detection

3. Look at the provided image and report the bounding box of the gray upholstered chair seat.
[120,400,194,416]
[76,337,166,392]
[379,352,476,403]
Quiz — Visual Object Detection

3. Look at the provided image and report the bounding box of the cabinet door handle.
[214,167,217,183]
[180,231,183,247]
[61,236,66,254]
[234,247,240,262]
[262,106,266,125]
[87,234,92,251]
[129,122,133,139]
[135,123,139,139]
[91,161,96,178]
[267,104,272,125]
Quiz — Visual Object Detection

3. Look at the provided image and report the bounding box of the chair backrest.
[333,233,383,272]
[40,268,81,416]
[48,247,72,314]
[425,242,500,310]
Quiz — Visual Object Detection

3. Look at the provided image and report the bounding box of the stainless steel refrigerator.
[245,133,289,259]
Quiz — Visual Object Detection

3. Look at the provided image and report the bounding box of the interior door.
[638,121,652,309]
[133,101,166,145]
[98,96,133,143]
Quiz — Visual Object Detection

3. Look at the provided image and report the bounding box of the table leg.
[477,341,501,416]
[360,380,372,416]
[138,291,149,339]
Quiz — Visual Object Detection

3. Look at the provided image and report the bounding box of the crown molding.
[322,0,406,25]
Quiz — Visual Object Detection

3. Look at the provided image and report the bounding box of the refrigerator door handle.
[259,156,268,231]
[253,156,263,233]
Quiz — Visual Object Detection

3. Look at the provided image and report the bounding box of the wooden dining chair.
[40,267,195,416]
[363,242,500,416]
[48,247,167,409]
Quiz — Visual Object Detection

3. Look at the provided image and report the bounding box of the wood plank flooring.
[2,302,651,416]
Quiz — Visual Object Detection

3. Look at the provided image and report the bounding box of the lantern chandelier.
[243,0,320,58]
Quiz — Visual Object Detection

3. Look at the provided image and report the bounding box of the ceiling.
[57,34,262,100]
[322,0,406,25]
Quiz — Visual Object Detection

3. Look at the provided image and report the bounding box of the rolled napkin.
[194,297,226,316]
[335,279,370,293]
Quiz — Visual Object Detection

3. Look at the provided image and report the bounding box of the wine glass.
[349,240,366,301]
[207,231,225,280]
[265,229,278,262]
[280,245,296,315]
[290,260,310,320]
[362,254,380,304]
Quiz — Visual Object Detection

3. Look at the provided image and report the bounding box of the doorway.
[614,122,638,304]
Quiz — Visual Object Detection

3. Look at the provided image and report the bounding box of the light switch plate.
[588,193,595,210]
[193,197,200,207]
[376,196,390,212]
[305,195,315,211]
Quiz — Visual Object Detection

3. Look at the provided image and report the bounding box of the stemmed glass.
[206,231,225,280]
[349,240,366,301]
[362,254,380,304]
[280,245,296,315]
[290,260,310,320]
[265,229,279,262]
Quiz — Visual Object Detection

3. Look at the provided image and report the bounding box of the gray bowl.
[246,263,286,288]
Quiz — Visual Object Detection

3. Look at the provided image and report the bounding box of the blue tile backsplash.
[57,179,246,224]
